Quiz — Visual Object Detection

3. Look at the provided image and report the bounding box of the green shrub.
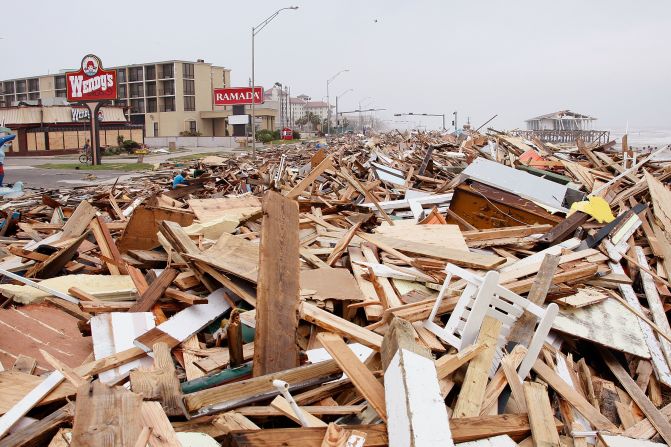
[256,129,274,143]
[292,130,301,140]
[122,139,141,150]
[272,130,281,140]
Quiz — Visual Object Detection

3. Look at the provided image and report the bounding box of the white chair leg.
[517,303,559,380]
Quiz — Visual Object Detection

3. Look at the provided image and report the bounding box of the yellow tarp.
[569,196,615,223]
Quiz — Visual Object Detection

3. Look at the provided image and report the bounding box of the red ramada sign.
[213,87,264,106]
[66,54,118,102]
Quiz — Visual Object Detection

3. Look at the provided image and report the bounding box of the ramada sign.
[213,87,264,106]
[66,54,118,102]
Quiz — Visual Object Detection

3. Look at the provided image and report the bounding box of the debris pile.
[0,130,670,446]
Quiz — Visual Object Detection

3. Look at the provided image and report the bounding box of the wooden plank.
[74,347,147,379]
[286,155,334,199]
[348,246,383,320]
[130,342,184,417]
[229,415,562,445]
[269,396,327,427]
[164,287,208,305]
[622,401,671,439]
[0,371,65,438]
[316,332,387,422]
[362,233,505,269]
[134,288,233,352]
[89,216,124,275]
[435,343,486,379]
[140,401,182,447]
[601,349,671,445]
[128,268,178,313]
[253,191,300,377]
[326,222,361,266]
[181,335,205,381]
[610,261,671,386]
[187,232,259,284]
[454,317,502,418]
[183,360,341,414]
[60,200,96,241]
[532,359,618,431]
[524,381,561,447]
[0,402,74,447]
[382,318,453,446]
[300,302,384,350]
[70,381,143,447]
[636,246,671,367]
[501,354,527,413]
[506,253,560,346]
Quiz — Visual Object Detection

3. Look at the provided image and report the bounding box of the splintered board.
[374,223,469,252]
[188,197,261,223]
[552,298,649,358]
[187,233,259,284]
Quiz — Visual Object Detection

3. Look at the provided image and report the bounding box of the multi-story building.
[0,59,277,140]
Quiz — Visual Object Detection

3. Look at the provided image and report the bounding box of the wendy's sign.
[66,54,117,102]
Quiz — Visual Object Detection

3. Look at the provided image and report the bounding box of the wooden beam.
[601,349,671,445]
[532,359,618,431]
[285,155,334,200]
[128,268,178,313]
[454,316,502,418]
[316,332,387,422]
[524,381,561,447]
[253,191,301,377]
[269,396,327,427]
[300,302,383,350]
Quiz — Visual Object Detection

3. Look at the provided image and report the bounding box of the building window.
[187,120,197,133]
[161,63,174,79]
[55,76,66,90]
[145,65,156,80]
[146,98,157,113]
[28,79,39,92]
[145,81,156,97]
[28,92,39,100]
[55,90,66,98]
[129,67,144,82]
[161,97,175,112]
[16,94,27,101]
[130,98,145,114]
[129,83,144,98]
[183,79,195,95]
[160,80,175,96]
[118,84,127,99]
[184,96,195,111]
[117,69,126,83]
[153,122,159,136]
[15,80,26,93]
[183,63,194,79]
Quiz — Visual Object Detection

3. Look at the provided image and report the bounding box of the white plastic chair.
[424,263,559,379]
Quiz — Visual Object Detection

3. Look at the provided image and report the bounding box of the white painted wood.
[610,262,671,387]
[499,238,581,274]
[135,288,234,352]
[636,246,671,369]
[455,435,517,446]
[385,349,453,447]
[91,312,155,384]
[0,370,64,438]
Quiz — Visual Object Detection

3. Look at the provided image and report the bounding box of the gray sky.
[4,0,671,131]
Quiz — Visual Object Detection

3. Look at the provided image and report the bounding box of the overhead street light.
[251,6,299,156]
[335,88,353,133]
[326,69,349,136]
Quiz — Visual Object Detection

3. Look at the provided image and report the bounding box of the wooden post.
[228,309,244,368]
[252,191,301,376]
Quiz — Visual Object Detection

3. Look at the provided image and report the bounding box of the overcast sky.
[4,0,671,131]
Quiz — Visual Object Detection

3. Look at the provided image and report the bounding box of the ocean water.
[608,127,671,149]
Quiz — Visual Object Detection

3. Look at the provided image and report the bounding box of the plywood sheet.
[117,206,194,252]
[0,305,93,373]
[374,223,468,252]
[188,197,261,223]
[300,268,365,301]
[188,233,259,283]
[553,298,650,358]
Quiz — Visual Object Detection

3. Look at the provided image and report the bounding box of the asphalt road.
[2,146,237,189]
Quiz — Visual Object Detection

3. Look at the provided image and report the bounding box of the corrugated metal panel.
[42,107,71,123]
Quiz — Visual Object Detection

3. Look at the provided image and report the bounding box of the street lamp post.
[335,88,353,134]
[326,69,348,137]
[251,6,298,157]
